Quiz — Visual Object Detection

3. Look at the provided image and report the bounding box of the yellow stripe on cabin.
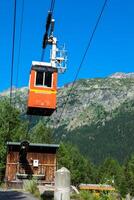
[30,89,57,94]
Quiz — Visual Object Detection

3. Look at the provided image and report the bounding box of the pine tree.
[0,98,29,166]
[124,154,134,196]
[58,143,94,185]
[98,158,123,190]
[30,120,53,143]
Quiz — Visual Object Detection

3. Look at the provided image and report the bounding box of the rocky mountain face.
[53,78,134,130]
[110,72,134,78]
[1,74,134,163]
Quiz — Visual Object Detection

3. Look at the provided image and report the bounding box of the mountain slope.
[50,77,134,130]
[1,76,134,163]
[59,100,134,164]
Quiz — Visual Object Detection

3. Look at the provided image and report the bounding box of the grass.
[71,191,98,200]
[71,190,121,200]
[23,178,40,198]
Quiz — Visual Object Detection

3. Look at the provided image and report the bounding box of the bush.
[100,192,119,200]
[71,191,120,200]
[71,191,98,200]
[23,178,40,198]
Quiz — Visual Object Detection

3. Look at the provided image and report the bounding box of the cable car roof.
[31,61,58,72]
[32,61,52,67]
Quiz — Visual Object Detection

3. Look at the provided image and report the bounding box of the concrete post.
[126,193,131,200]
[54,167,70,200]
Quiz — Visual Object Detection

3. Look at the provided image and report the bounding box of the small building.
[5,141,59,188]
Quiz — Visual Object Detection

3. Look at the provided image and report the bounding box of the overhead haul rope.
[8,0,17,143]
[41,0,56,61]
[50,0,55,14]
[10,0,17,104]
[15,0,24,91]
[14,0,24,107]
[53,0,109,134]
[9,0,24,106]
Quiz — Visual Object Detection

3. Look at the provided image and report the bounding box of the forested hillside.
[1,76,134,164]
[1,76,134,197]
[58,100,134,164]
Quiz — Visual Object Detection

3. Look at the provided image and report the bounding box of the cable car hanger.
[27,16,67,116]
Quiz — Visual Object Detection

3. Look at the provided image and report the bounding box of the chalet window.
[36,71,52,87]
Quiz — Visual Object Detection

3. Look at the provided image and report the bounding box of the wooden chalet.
[5,141,59,188]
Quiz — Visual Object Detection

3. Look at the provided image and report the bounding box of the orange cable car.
[27,61,58,116]
[27,17,66,116]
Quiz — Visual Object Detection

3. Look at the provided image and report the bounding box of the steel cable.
[10,0,17,104]
[53,0,109,133]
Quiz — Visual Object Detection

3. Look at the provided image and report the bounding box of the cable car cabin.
[27,62,58,116]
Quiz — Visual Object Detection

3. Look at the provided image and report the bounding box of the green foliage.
[71,190,98,200]
[0,98,20,140]
[30,120,53,143]
[62,99,134,164]
[0,98,29,141]
[58,143,95,185]
[71,191,118,200]
[0,98,29,166]
[99,192,117,200]
[23,178,40,198]
[98,158,122,186]
[1,92,134,198]
[97,158,128,197]
[124,154,134,196]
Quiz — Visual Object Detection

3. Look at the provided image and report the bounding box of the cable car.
[27,17,67,116]
[27,61,58,116]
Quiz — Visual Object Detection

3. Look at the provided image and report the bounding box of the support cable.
[54,0,108,131]
[10,0,17,104]
[15,0,24,91]
[50,0,55,14]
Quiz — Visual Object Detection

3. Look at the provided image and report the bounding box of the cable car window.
[44,72,52,87]
[36,71,44,85]
[35,71,52,87]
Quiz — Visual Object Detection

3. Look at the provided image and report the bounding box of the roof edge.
[7,142,59,148]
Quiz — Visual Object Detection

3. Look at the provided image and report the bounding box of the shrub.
[71,190,98,200]
[23,178,40,198]
[71,191,120,200]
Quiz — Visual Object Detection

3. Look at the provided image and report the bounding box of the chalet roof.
[7,142,59,148]
[7,142,59,153]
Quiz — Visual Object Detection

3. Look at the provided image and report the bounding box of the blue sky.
[0,0,134,92]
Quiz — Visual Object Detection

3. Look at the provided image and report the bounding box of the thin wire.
[50,0,55,14]
[50,0,54,11]
[54,0,108,130]
[10,0,17,104]
[16,0,24,90]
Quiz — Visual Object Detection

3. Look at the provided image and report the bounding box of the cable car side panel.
[27,68,57,116]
